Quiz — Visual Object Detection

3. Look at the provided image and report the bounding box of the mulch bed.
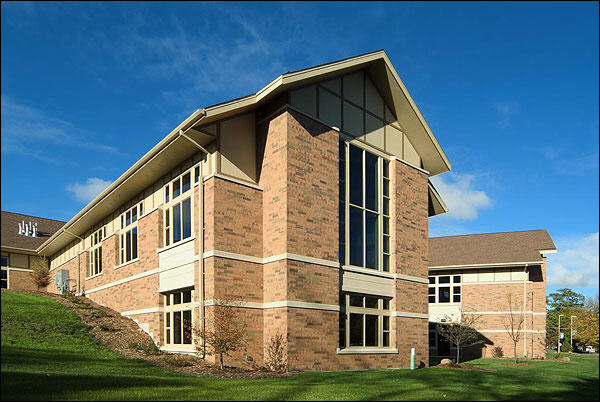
[14,290,291,379]
[432,363,496,372]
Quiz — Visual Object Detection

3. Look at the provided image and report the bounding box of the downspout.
[64,229,84,294]
[523,264,528,358]
[178,129,209,359]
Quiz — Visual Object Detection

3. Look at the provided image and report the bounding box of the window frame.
[340,141,391,272]
[339,292,392,350]
[119,203,143,265]
[1,254,8,289]
[88,227,105,278]
[428,274,462,304]
[163,168,196,248]
[162,288,195,349]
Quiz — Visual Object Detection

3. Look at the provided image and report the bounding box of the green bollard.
[410,348,415,370]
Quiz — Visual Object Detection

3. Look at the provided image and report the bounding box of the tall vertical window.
[1,253,8,289]
[120,203,142,265]
[163,288,194,347]
[428,275,461,303]
[88,227,105,277]
[339,293,391,349]
[163,170,193,247]
[340,142,389,271]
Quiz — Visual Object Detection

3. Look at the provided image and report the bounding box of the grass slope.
[2,291,599,401]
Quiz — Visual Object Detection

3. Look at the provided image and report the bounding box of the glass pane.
[453,275,461,283]
[365,296,379,309]
[338,203,345,263]
[182,173,191,193]
[165,229,170,247]
[166,329,171,344]
[365,152,378,211]
[429,331,436,347]
[1,256,8,266]
[132,207,137,223]
[429,296,436,303]
[173,203,182,243]
[126,231,132,262]
[195,166,200,183]
[439,276,450,284]
[173,292,182,304]
[383,197,389,215]
[429,277,435,284]
[173,312,182,344]
[173,179,180,199]
[183,310,192,344]
[383,331,390,347]
[349,295,363,307]
[383,299,390,310]
[383,235,389,253]
[453,286,461,295]
[383,254,389,272]
[165,187,169,203]
[453,295,461,303]
[166,312,170,326]
[383,179,389,197]
[121,215,124,229]
[438,287,450,303]
[183,290,192,303]
[182,198,191,239]
[98,247,102,273]
[126,211,131,226]
[365,211,378,269]
[165,294,170,306]
[383,160,389,178]
[349,207,363,267]
[383,316,390,330]
[132,228,138,260]
[339,312,346,348]
[349,314,363,347]
[365,315,378,346]
[428,287,435,295]
[139,202,144,215]
[349,145,363,206]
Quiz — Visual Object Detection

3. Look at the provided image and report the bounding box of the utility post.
[558,314,564,353]
[570,315,577,350]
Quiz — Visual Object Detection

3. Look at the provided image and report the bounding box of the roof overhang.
[428,180,448,217]
[38,50,451,256]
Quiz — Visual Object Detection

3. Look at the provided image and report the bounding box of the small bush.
[98,323,118,332]
[264,333,287,372]
[491,346,504,358]
[90,310,108,318]
[560,341,573,353]
[30,257,51,291]
[163,354,194,367]
[128,341,160,355]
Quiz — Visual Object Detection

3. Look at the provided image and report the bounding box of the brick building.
[1,211,65,291]
[428,230,556,359]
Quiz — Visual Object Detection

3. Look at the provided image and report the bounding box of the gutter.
[37,109,207,255]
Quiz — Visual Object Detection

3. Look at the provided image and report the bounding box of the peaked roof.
[1,211,65,252]
[38,49,451,256]
[429,230,556,268]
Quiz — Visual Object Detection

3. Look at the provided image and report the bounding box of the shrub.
[128,341,160,355]
[491,346,504,358]
[30,256,51,291]
[264,333,287,372]
[560,341,573,353]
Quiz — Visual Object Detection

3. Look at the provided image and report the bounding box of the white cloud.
[491,101,519,128]
[67,178,112,203]
[431,173,493,220]
[1,95,119,162]
[547,233,599,288]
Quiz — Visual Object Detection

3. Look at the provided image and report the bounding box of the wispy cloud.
[529,145,599,177]
[431,172,493,220]
[491,101,519,128]
[1,95,120,162]
[547,233,599,288]
[67,178,112,203]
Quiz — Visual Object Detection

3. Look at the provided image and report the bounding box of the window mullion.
[362,149,366,269]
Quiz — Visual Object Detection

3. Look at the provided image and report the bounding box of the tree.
[574,294,599,350]
[436,311,483,364]
[503,293,525,363]
[547,288,585,311]
[194,298,246,370]
[30,256,51,291]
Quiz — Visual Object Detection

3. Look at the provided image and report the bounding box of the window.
[428,274,462,304]
[339,293,391,349]
[1,254,8,267]
[1,255,7,289]
[163,288,194,346]
[119,203,142,265]
[163,171,193,247]
[88,227,105,277]
[341,141,390,271]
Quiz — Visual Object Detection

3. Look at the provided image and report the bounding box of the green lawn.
[1,291,598,401]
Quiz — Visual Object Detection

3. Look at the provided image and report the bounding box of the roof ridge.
[430,229,548,240]
[1,210,66,224]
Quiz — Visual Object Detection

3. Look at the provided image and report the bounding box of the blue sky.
[1,2,598,297]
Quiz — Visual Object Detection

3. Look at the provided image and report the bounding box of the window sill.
[336,347,398,355]
[341,265,394,279]
[156,236,196,254]
[114,258,139,270]
[85,272,103,280]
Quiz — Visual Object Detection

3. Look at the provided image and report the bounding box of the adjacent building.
[1,211,65,291]
[428,230,556,359]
